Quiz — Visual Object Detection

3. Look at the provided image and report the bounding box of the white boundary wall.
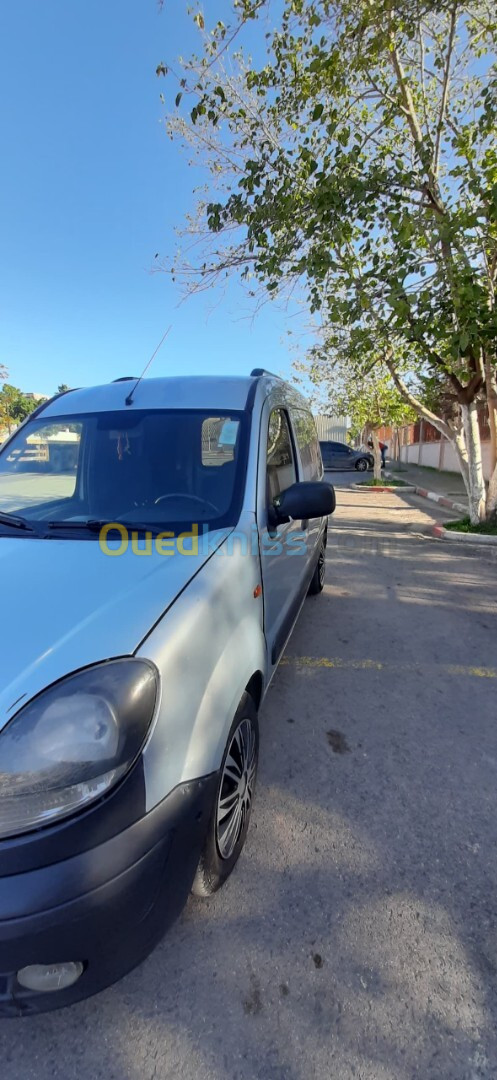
[397,430,492,480]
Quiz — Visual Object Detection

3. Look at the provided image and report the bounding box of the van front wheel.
[192,693,259,897]
[308,536,326,595]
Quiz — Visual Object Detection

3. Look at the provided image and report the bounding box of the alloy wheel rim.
[216,718,257,860]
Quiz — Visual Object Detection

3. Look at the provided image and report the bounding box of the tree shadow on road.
[1,532,496,1080]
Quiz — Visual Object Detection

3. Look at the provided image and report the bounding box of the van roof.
[39,373,308,418]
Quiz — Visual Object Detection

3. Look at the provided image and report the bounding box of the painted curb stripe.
[384,474,466,515]
[414,487,467,514]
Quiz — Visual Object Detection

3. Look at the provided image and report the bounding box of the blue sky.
[0,0,300,396]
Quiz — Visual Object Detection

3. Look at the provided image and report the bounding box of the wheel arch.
[245,670,264,709]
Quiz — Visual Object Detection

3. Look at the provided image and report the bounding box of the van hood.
[0,531,228,731]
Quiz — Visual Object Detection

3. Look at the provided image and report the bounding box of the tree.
[57,384,70,394]
[0,385,41,434]
[164,0,497,522]
[310,354,416,478]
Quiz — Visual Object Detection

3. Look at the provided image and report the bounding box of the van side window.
[266,409,297,502]
[291,409,323,481]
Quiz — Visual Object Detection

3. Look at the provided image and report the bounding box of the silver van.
[0,369,335,1014]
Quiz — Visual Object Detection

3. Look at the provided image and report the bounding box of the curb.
[414,487,467,515]
[432,523,497,545]
[384,473,467,515]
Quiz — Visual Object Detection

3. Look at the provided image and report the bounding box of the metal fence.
[313,415,348,442]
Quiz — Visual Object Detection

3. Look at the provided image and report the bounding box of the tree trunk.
[484,358,497,518]
[461,401,486,525]
[393,426,400,463]
[371,430,382,480]
[384,358,490,522]
[487,462,497,520]
[484,357,497,472]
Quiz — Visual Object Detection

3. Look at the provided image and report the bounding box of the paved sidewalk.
[386,460,468,513]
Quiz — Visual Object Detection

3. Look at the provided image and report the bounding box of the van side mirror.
[269,481,336,528]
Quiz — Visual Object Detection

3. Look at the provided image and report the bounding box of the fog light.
[17,961,84,993]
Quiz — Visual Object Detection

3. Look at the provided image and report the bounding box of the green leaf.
[175,92,182,108]
[312,103,324,122]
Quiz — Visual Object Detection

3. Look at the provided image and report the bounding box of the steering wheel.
[154,492,219,514]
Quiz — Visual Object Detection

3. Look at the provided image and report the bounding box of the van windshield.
[0,409,247,536]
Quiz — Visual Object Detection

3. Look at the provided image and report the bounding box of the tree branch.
[433,3,458,177]
[388,33,425,148]
[384,354,454,440]
[200,0,267,76]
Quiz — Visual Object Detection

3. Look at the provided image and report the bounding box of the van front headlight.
[0,659,158,838]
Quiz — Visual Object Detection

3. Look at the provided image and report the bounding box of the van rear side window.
[266,409,297,501]
[291,409,323,481]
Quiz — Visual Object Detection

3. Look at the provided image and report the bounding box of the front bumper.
[0,768,217,1016]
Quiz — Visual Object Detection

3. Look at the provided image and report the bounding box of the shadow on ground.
[1,491,496,1080]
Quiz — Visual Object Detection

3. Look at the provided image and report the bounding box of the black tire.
[308,535,326,595]
[192,692,259,897]
[355,457,369,472]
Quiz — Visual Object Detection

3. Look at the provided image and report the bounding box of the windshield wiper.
[0,511,36,532]
[47,519,169,536]
[47,519,106,532]
[118,521,175,536]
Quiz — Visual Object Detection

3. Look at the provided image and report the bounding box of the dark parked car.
[319,440,373,472]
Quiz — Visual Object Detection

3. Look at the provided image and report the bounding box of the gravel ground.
[1,477,496,1080]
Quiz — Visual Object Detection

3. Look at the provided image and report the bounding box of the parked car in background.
[319,440,373,472]
[0,368,335,1014]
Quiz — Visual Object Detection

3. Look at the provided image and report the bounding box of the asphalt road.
[0,471,76,512]
[1,474,497,1079]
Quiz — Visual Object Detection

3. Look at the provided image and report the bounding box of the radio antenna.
[125,325,172,406]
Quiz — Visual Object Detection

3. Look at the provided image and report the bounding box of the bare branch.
[433,3,458,177]
[384,354,454,439]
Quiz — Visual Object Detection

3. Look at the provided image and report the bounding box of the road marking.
[445,664,497,679]
[281,656,384,671]
[280,656,497,679]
